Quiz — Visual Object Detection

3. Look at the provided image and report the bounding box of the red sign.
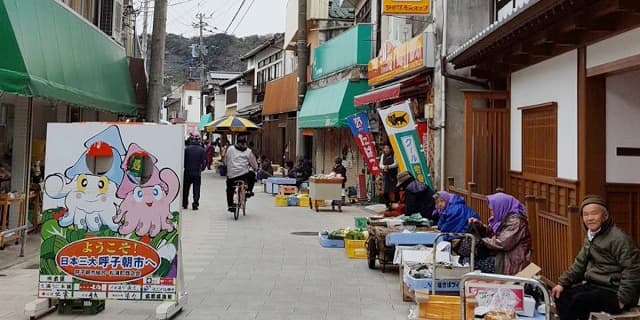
[56,237,160,283]
[346,112,381,176]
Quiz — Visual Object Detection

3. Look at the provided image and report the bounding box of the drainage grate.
[24,263,40,270]
[290,231,318,236]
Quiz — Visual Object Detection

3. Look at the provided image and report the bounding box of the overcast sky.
[135,0,288,38]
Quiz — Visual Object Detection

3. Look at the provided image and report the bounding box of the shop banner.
[378,101,433,188]
[382,0,431,15]
[346,112,381,176]
[39,123,184,301]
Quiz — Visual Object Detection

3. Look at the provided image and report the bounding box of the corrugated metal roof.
[262,72,298,115]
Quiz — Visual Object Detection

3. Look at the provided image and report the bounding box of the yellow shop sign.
[382,0,431,15]
[368,34,428,86]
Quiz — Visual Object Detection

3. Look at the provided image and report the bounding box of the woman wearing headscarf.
[468,192,532,275]
[434,191,479,234]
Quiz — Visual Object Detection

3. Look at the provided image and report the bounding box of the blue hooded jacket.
[437,194,479,233]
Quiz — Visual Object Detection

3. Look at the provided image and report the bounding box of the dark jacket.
[184,141,206,176]
[332,163,347,188]
[400,179,435,221]
[482,213,532,275]
[558,218,640,307]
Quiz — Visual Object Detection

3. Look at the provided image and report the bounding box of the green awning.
[298,80,369,128]
[0,0,137,114]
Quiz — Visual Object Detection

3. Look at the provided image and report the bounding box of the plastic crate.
[344,239,367,259]
[298,195,310,207]
[287,196,299,206]
[319,233,344,248]
[275,195,287,207]
[354,217,367,229]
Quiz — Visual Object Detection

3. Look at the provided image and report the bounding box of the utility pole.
[297,0,307,107]
[141,0,149,57]
[196,13,206,118]
[296,0,307,157]
[146,0,168,122]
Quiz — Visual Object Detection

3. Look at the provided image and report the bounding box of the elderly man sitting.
[551,195,640,320]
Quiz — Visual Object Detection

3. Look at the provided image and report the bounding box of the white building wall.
[587,27,640,69]
[510,50,578,180]
[606,70,640,183]
[214,92,226,120]
[182,89,201,123]
[236,85,253,111]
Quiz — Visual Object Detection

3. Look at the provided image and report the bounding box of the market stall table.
[0,193,26,249]
[308,177,343,212]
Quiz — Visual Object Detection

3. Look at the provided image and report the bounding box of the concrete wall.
[434,0,492,189]
[606,70,640,183]
[587,27,640,69]
[182,89,201,123]
[511,50,578,180]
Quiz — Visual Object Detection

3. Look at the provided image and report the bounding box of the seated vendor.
[551,195,640,320]
[396,171,436,223]
[433,191,479,233]
[383,191,405,217]
[465,192,531,275]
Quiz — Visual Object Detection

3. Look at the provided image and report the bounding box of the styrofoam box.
[319,233,344,248]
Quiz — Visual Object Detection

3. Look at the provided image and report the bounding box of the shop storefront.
[354,32,437,196]
[0,0,138,239]
[298,24,374,191]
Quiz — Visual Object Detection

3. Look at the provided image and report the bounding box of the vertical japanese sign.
[378,101,433,188]
[38,123,184,301]
[346,112,381,176]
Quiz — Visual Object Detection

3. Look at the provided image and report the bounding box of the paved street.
[0,172,411,320]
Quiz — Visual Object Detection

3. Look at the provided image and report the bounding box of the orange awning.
[262,72,298,115]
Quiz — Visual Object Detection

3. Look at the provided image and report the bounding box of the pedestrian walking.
[205,140,215,170]
[183,134,206,210]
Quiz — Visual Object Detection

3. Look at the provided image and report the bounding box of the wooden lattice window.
[521,102,557,177]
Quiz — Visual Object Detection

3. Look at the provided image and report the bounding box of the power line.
[223,0,247,34]
[230,0,256,35]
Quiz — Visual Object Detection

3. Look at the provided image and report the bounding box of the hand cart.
[365,222,436,272]
[308,177,343,212]
[459,272,551,320]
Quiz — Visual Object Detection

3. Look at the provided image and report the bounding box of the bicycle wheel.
[233,186,240,220]
[234,203,240,220]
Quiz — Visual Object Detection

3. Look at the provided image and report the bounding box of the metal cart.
[459,272,551,320]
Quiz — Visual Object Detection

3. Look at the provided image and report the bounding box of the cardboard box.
[415,291,476,320]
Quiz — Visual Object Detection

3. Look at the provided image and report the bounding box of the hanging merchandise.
[378,100,433,188]
[345,112,381,176]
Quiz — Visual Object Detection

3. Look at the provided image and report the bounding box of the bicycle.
[232,180,247,220]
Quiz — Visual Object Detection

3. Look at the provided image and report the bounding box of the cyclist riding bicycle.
[223,136,258,212]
